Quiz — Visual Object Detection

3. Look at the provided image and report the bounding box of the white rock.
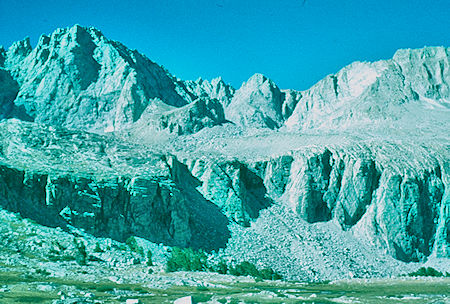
[174,296,194,304]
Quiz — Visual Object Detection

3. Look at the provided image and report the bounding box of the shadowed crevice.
[165,157,232,251]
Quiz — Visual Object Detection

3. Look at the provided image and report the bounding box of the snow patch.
[420,96,450,110]
[341,62,383,97]
[104,125,115,133]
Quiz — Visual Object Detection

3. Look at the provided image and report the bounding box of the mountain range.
[0,25,449,281]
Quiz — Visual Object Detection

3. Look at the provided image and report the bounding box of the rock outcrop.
[0,25,448,279]
[0,68,18,119]
[3,26,448,135]
[2,25,203,132]
[132,97,226,135]
[285,47,450,131]
[0,119,231,251]
[184,77,235,108]
[180,157,272,227]
[259,147,446,262]
[225,73,301,129]
[0,165,192,247]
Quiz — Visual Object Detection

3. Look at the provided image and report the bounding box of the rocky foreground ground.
[1,208,449,304]
[0,25,449,301]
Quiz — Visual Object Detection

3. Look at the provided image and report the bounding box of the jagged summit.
[392,46,450,102]
[1,25,448,136]
[0,26,449,281]
[225,73,287,129]
[285,46,450,132]
[4,37,32,71]
[184,76,235,108]
[1,25,201,132]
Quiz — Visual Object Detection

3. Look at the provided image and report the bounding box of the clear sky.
[0,0,449,90]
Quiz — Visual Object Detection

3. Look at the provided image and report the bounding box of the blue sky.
[0,0,449,90]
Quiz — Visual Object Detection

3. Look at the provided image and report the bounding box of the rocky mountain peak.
[224,73,286,129]
[2,25,200,132]
[6,37,32,56]
[392,46,450,102]
[393,46,449,63]
[0,26,448,283]
[245,72,272,86]
[183,76,235,108]
[5,37,32,72]
[285,46,450,131]
[3,25,446,136]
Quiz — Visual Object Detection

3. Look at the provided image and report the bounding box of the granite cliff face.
[0,25,448,280]
[2,25,204,132]
[224,73,299,129]
[270,147,446,262]
[285,47,450,131]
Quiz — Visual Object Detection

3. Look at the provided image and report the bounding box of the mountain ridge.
[2,25,448,137]
[0,25,449,281]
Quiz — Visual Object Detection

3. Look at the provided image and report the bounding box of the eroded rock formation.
[0,26,448,279]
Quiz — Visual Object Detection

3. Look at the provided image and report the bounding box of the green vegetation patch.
[126,236,144,256]
[166,247,282,280]
[1,292,58,303]
[73,238,87,266]
[167,247,208,272]
[229,261,282,280]
[408,267,450,277]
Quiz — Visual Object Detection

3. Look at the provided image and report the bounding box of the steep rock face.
[0,164,192,247]
[173,144,446,263]
[277,148,380,226]
[0,68,19,119]
[184,77,235,108]
[254,147,447,262]
[393,47,450,102]
[0,119,232,251]
[0,117,447,267]
[178,157,271,227]
[369,167,444,261]
[281,89,302,120]
[434,163,450,258]
[261,155,294,197]
[225,74,290,129]
[283,150,334,223]
[4,38,32,75]
[333,157,380,227]
[1,27,449,277]
[3,25,197,132]
[285,47,450,131]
